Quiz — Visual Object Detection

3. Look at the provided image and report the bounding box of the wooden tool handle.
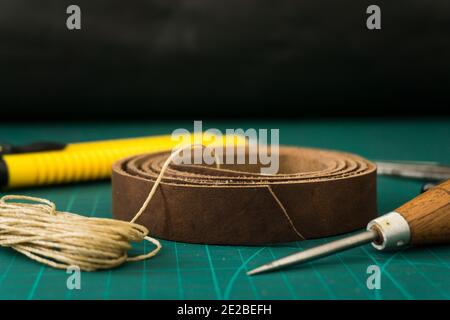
[396,179,450,245]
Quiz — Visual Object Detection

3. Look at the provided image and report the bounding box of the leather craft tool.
[376,160,448,195]
[376,160,450,181]
[0,134,242,189]
[112,146,377,245]
[248,179,450,275]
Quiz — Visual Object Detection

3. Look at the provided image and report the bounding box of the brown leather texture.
[112,146,377,245]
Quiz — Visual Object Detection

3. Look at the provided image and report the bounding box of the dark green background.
[0,119,449,299]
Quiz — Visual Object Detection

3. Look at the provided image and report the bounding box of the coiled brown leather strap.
[112,146,377,245]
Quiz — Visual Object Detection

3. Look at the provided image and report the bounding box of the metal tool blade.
[247,230,378,276]
[375,161,450,180]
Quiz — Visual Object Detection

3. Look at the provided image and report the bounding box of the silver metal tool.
[247,211,412,276]
[247,163,450,276]
[248,176,450,276]
[375,160,450,181]
[247,230,378,276]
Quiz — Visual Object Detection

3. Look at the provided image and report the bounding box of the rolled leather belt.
[112,146,377,245]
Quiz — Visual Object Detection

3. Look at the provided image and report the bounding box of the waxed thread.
[131,144,219,224]
[0,145,214,271]
[266,186,305,240]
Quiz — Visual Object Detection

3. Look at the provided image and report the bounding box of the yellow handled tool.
[0,134,243,189]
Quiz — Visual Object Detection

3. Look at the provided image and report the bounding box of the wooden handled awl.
[247,179,450,276]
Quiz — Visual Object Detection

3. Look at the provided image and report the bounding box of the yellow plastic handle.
[3,134,244,188]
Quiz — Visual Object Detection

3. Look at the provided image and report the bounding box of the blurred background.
[0,0,449,120]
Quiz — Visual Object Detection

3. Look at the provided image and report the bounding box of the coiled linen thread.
[0,145,208,271]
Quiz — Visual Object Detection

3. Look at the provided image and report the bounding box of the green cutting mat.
[0,119,449,300]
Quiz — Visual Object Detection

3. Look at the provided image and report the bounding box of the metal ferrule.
[367,211,411,250]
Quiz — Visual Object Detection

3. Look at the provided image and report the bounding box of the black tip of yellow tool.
[0,157,8,188]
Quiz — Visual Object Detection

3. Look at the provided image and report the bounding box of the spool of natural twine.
[0,145,208,271]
